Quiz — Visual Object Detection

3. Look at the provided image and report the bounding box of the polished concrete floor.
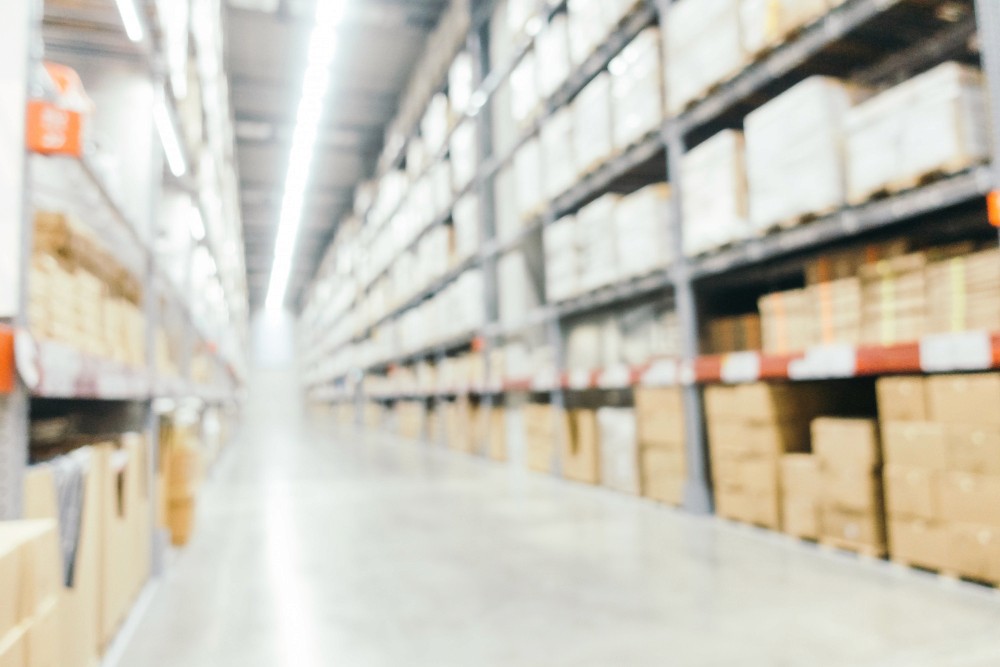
[118,371,1000,666]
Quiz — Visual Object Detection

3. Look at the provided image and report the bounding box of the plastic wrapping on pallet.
[541,107,576,199]
[572,73,614,177]
[514,138,545,220]
[450,120,478,193]
[544,215,579,302]
[681,130,750,256]
[421,93,450,156]
[449,51,474,119]
[846,63,989,205]
[535,14,571,99]
[567,319,604,372]
[452,194,480,263]
[745,77,868,231]
[499,249,544,326]
[740,0,831,55]
[610,27,664,151]
[576,194,621,292]
[666,0,746,115]
[567,0,611,66]
[614,183,673,279]
[598,408,640,495]
[506,0,536,36]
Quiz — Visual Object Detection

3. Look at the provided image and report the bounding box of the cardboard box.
[734,383,827,424]
[822,469,882,514]
[880,421,947,470]
[947,424,1000,475]
[635,387,685,448]
[703,386,738,419]
[781,453,820,499]
[597,408,640,495]
[812,418,881,470]
[927,373,1000,425]
[641,449,685,505]
[747,422,810,457]
[888,519,951,571]
[876,376,929,422]
[783,499,820,539]
[25,598,60,667]
[0,626,25,667]
[948,524,1000,583]
[0,521,61,624]
[487,408,506,462]
[563,410,601,485]
[0,541,22,643]
[940,473,1000,526]
[716,489,781,529]
[883,465,943,521]
[821,507,886,554]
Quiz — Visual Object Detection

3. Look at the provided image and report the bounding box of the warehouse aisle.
[117,371,1000,667]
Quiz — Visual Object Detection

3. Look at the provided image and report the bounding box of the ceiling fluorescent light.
[154,90,188,177]
[266,0,348,311]
[114,0,145,43]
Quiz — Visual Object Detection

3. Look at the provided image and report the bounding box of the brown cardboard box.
[716,489,780,529]
[883,465,943,521]
[738,459,780,495]
[822,469,882,514]
[812,418,881,470]
[821,507,886,555]
[0,521,61,624]
[0,626,25,667]
[880,421,947,470]
[781,454,820,498]
[487,408,506,461]
[948,524,1000,583]
[703,385,738,418]
[24,453,102,667]
[947,424,1000,475]
[876,376,928,422]
[635,387,685,447]
[733,383,830,423]
[747,421,810,457]
[940,473,1000,527]
[563,410,600,484]
[783,499,820,539]
[26,598,60,667]
[927,373,1000,425]
[888,519,950,571]
[641,449,685,505]
[0,540,21,643]
[634,386,684,420]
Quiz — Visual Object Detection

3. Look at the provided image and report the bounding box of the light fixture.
[154,90,187,177]
[266,0,349,311]
[114,0,145,43]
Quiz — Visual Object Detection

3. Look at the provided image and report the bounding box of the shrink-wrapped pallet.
[544,216,579,302]
[666,0,746,114]
[577,194,621,292]
[610,27,664,151]
[567,0,610,65]
[450,120,477,193]
[510,49,540,127]
[681,130,750,256]
[541,107,576,199]
[846,63,989,204]
[614,183,673,279]
[448,51,474,119]
[572,73,614,176]
[452,194,480,263]
[499,249,544,326]
[421,93,450,156]
[598,408,640,494]
[567,319,604,372]
[745,77,868,231]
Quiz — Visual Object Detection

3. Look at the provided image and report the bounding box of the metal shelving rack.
[304,0,1000,517]
[0,0,247,521]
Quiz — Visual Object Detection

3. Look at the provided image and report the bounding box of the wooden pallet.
[890,558,1000,590]
[755,204,840,236]
[848,161,980,207]
[819,537,886,560]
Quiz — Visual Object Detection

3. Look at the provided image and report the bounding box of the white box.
[567,0,611,66]
[666,0,747,114]
[681,130,750,257]
[598,408,640,494]
[511,49,540,126]
[421,93,451,155]
[740,0,831,55]
[541,107,576,199]
[567,320,604,371]
[499,250,543,326]
[536,14,571,99]
[450,120,478,193]
[577,194,621,292]
[514,138,545,220]
[745,76,868,230]
[452,194,480,262]
[611,27,664,151]
[573,73,615,175]
[449,51,475,119]
[614,183,673,278]
[846,62,989,204]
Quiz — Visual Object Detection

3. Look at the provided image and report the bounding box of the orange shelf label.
[27,99,83,157]
[0,328,14,394]
[989,191,1000,228]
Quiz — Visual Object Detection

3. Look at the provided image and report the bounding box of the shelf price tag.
[641,359,679,387]
[788,344,857,380]
[919,332,992,374]
[720,352,761,385]
[568,369,592,390]
[598,364,631,389]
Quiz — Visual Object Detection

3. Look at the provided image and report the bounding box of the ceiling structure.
[225,0,450,309]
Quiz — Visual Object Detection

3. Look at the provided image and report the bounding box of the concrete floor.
[117,371,1000,667]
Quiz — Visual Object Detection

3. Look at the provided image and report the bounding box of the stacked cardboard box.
[563,410,601,485]
[543,216,579,302]
[780,453,822,539]
[813,418,886,555]
[635,387,686,506]
[577,195,622,292]
[572,73,614,176]
[859,253,928,347]
[514,138,545,220]
[847,63,989,204]
[598,408,640,494]
[704,314,761,354]
[758,290,814,354]
[880,374,1000,583]
[162,422,200,548]
[444,398,476,454]
[745,77,868,230]
[397,401,425,441]
[0,520,63,667]
[524,403,566,474]
[364,402,384,430]
[706,383,829,529]
[486,407,507,462]
[681,130,750,257]
[613,184,674,280]
[925,249,1000,334]
[535,14,571,99]
[541,108,576,200]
